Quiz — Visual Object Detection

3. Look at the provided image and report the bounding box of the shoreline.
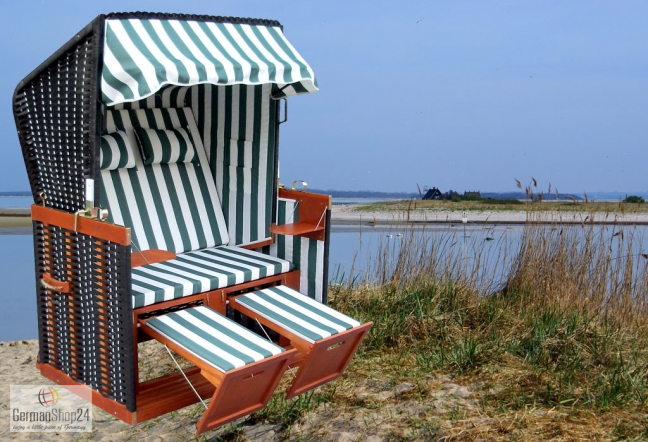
[3,206,648,228]
[331,203,648,226]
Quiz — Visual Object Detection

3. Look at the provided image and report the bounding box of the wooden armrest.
[132,249,176,268]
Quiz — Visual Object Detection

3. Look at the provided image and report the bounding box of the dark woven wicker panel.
[14,19,103,212]
[33,220,135,411]
[106,11,282,29]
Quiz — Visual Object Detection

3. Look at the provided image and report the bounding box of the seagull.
[416,19,423,23]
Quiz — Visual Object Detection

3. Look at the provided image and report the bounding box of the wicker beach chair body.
[14,12,370,433]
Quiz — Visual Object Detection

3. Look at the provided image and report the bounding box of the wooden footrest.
[230,285,372,399]
[139,305,296,434]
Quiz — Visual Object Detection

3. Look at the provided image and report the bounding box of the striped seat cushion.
[100,107,229,253]
[132,246,294,308]
[146,306,284,373]
[235,286,361,343]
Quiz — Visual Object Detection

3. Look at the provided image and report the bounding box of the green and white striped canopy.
[101,18,318,105]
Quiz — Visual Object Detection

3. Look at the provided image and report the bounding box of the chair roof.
[102,15,318,106]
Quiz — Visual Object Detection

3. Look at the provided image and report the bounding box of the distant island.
[307,188,644,201]
[0,191,31,197]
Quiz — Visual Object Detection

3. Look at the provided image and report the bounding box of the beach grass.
[357,198,648,214]
[251,210,648,440]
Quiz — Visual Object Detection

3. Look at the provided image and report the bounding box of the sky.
[1,1,646,194]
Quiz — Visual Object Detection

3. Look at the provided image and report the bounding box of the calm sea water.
[0,196,33,209]
[1,193,646,341]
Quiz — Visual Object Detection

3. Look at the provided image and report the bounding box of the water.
[328,223,525,289]
[0,196,32,209]
[1,222,646,341]
[0,230,36,341]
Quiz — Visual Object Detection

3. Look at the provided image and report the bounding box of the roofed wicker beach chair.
[14,12,371,434]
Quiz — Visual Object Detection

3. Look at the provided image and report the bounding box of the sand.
[330,203,648,225]
[0,340,496,441]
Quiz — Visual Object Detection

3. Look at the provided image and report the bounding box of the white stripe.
[170,21,224,81]
[222,23,270,84]
[163,257,229,287]
[260,288,347,333]
[148,262,212,292]
[243,293,331,342]
[216,87,226,202]
[177,309,265,361]
[167,164,200,250]
[109,21,159,94]
[257,84,270,241]
[179,253,247,284]
[277,285,360,327]
[223,245,291,267]
[131,283,156,307]
[315,240,325,303]
[198,307,283,355]
[192,250,262,280]
[130,19,180,84]
[131,273,178,301]
[150,20,200,84]
[102,43,140,98]
[240,25,285,83]
[101,78,127,105]
[134,267,196,298]
[155,315,246,370]
[101,172,126,229]
[203,22,253,82]
[258,26,303,83]
[300,238,309,294]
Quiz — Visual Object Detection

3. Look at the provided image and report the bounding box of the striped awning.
[101,18,318,105]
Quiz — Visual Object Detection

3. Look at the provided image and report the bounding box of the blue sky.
[1,1,646,194]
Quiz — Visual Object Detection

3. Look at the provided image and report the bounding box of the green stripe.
[170,312,255,365]
[238,294,325,342]
[307,239,318,298]
[256,289,342,335]
[216,23,260,83]
[191,308,280,357]
[147,316,236,371]
[269,286,354,330]
[250,86,262,241]
[174,255,240,286]
[266,27,312,81]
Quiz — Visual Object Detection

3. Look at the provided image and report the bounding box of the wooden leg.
[196,350,295,434]
[285,322,372,399]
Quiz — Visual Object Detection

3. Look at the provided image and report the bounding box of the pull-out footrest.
[230,285,372,399]
[139,306,296,434]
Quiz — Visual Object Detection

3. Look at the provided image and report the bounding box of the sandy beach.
[330,203,648,225]
[0,340,485,441]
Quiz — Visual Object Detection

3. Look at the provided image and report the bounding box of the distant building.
[422,187,443,200]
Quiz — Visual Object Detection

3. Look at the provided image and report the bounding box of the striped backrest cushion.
[100,131,136,170]
[99,107,230,253]
[135,127,196,165]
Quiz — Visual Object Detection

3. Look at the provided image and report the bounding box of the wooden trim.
[239,238,274,250]
[285,322,372,399]
[38,363,134,424]
[230,296,373,399]
[31,205,131,245]
[274,189,331,241]
[131,270,300,318]
[136,367,215,422]
[139,314,297,434]
[131,249,176,268]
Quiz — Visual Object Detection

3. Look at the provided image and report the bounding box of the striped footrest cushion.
[145,306,285,373]
[235,286,362,344]
[132,246,294,308]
